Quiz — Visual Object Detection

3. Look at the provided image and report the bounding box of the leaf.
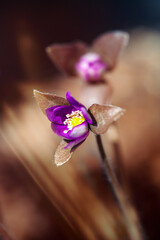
[92,31,129,69]
[54,140,72,166]
[33,90,69,115]
[46,42,88,75]
[89,104,125,134]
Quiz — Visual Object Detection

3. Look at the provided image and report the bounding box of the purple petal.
[64,131,89,149]
[81,107,93,125]
[51,121,89,140]
[66,91,83,109]
[66,91,93,124]
[75,52,107,82]
[51,123,73,140]
[46,105,75,124]
[69,121,89,138]
[46,106,59,122]
[53,105,75,116]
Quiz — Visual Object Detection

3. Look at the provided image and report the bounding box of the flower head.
[75,52,107,82]
[34,90,125,166]
[46,31,129,82]
[45,91,92,150]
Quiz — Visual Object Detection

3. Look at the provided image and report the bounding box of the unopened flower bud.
[76,52,107,82]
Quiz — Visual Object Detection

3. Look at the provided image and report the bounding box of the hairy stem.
[96,134,145,240]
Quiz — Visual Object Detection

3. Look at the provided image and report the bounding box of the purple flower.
[46,31,129,82]
[75,52,107,82]
[45,91,92,150]
[34,90,125,166]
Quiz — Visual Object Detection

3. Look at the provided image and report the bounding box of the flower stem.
[0,223,15,240]
[95,134,145,240]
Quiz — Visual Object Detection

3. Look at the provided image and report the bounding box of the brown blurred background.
[0,1,160,240]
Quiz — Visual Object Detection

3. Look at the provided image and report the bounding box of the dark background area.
[0,0,160,83]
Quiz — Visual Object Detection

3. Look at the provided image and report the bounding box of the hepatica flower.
[46,31,129,82]
[75,52,107,81]
[46,91,92,150]
[34,90,125,166]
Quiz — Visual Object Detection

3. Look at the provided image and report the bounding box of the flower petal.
[33,90,69,115]
[51,123,73,140]
[66,91,93,124]
[52,121,89,140]
[46,105,75,123]
[69,121,89,138]
[81,107,93,125]
[89,104,125,134]
[75,52,107,82]
[46,106,59,122]
[54,140,73,166]
[66,91,83,108]
[92,31,129,69]
[46,42,88,75]
[65,131,89,149]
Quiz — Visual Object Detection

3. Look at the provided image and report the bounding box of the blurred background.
[0,1,160,240]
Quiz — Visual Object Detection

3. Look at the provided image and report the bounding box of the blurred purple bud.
[75,52,107,82]
[46,31,129,81]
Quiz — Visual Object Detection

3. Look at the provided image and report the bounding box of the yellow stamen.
[70,115,85,128]
[64,110,85,133]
